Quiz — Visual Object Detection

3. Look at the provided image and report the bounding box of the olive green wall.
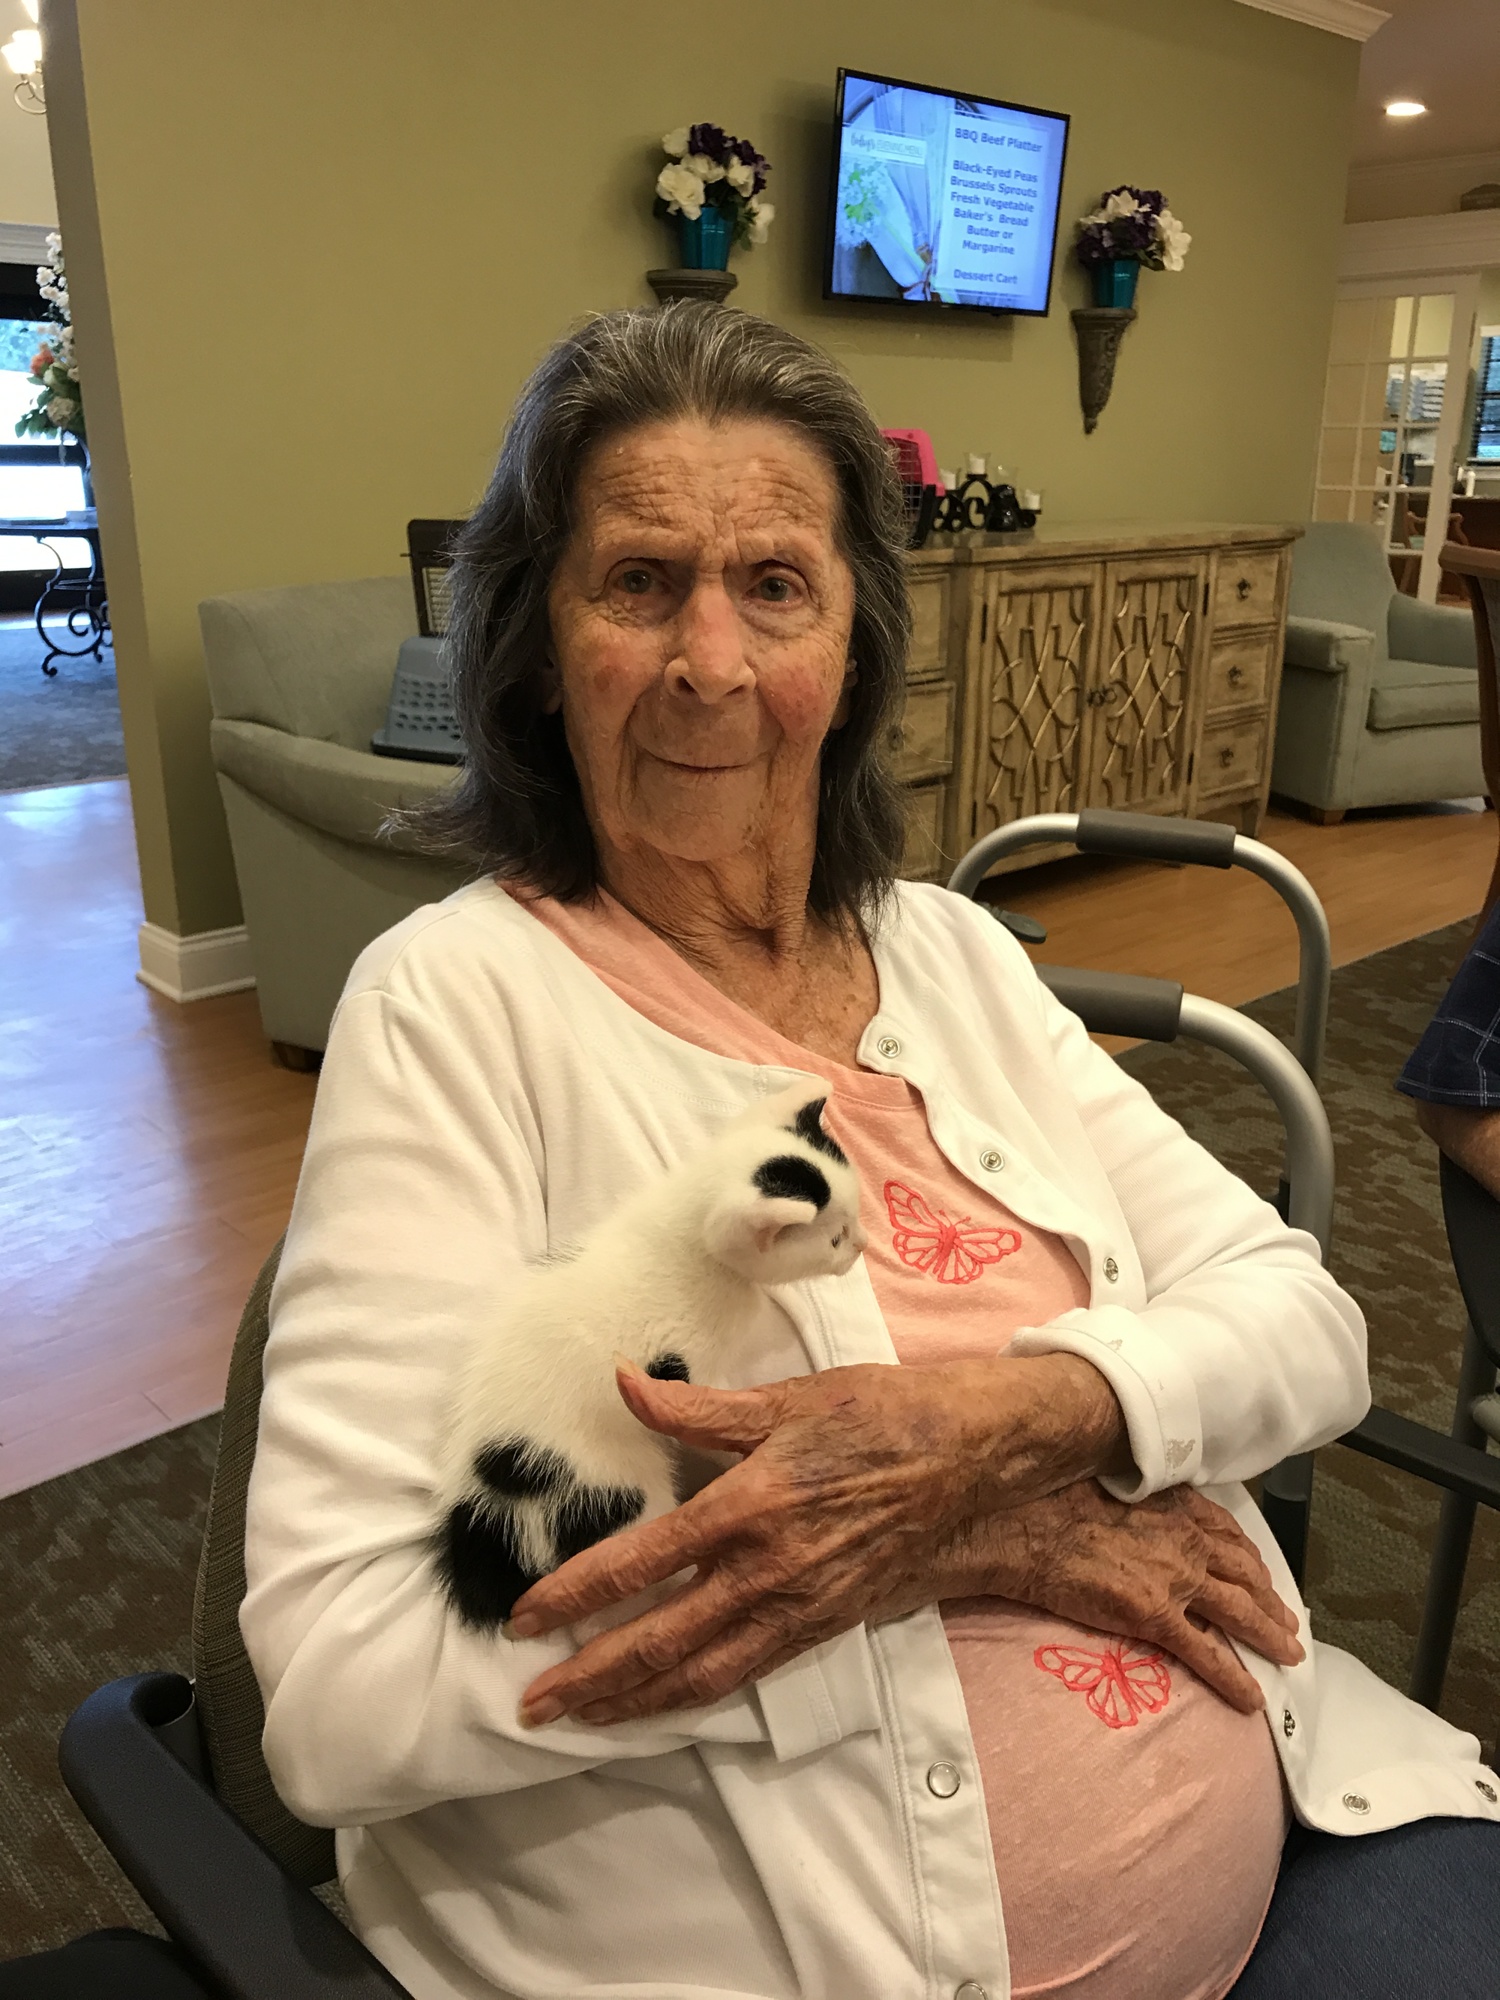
[46,0,1358,939]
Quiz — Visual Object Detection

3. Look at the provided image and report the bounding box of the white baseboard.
[136,921,256,1002]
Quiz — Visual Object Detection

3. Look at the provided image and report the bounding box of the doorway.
[1313,274,1480,602]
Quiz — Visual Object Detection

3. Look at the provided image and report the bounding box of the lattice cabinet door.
[963,562,1100,846]
[1084,556,1207,816]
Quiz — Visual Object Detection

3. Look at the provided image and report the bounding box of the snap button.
[1477,1779,1497,1803]
[1103,1256,1119,1282]
[979,1148,1004,1173]
[1282,1708,1296,1738]
[876,1034,901,1059]
[926,1760,961,1798]
[1342,1792,1371,1815]
[955,1986,988,2000]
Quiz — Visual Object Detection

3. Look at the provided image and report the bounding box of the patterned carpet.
[0,917,1491,1959]
[0,613,124,793]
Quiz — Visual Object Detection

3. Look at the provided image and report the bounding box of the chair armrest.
[1388,592,1477,670]
[1339,1407,1500,1508]
[1283,616,1376,676]
[59,1674,412,2000]
[210,718,455,853]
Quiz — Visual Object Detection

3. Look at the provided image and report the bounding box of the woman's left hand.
[511,1352,1125,1727]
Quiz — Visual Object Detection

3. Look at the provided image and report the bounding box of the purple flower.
[688,122,729,164]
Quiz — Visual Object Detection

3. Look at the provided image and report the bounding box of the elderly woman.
[243,304,1500,2000]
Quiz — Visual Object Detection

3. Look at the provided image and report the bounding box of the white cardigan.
[243,878,1500,2000]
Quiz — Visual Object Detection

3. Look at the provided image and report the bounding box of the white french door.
[1313,274,1480,602]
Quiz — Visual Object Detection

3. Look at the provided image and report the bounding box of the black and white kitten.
[435,1082,865,1633]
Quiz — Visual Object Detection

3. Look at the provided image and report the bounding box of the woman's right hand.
[949,1481,1305,1714]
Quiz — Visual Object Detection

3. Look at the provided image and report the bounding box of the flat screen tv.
[824,68,1069,317]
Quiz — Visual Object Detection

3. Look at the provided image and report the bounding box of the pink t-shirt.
[516,888,1287,2000]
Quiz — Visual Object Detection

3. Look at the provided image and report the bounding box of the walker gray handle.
[1038,966,1184,1046]
[948,811,1331,1084]
[1075,808,1236,869]
[1036,970,1334,1258]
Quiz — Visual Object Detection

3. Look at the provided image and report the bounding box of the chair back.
[1441,1152,1500,1368]
[199,575,417,755]
[190,1240,338,1886]
[1289,523,1396,662]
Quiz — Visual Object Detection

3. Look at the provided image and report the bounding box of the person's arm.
[241,982,878,1831]
[1004,967,1369,1499]
[1414,1100,1500,1201]
[508,1370,1303,1726]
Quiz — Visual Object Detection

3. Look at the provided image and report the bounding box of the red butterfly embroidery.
[1033,1638,1173,1730]
[883,1180,1022,1285]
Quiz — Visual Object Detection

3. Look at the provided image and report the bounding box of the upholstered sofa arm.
[1387,592,1477,670]
[210,718,456,854]
[1282,616,1376,676]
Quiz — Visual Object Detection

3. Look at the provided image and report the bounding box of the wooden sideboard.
[893,522,1298,880]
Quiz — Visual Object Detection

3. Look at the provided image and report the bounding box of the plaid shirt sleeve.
[1396,902,1500,1109]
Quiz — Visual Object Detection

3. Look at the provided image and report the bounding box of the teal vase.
[678,206,732,271]
[1092,257,1140,308]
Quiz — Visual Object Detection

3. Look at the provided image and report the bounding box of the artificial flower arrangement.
[654,123,775,246]
[1075,186,1191,274]
[17,231,84,444]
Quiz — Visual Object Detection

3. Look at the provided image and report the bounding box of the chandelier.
[2,2,42,115]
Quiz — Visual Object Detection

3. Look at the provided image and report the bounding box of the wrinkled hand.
[974,1478,1305,1713]
[512,1350,1126,1727]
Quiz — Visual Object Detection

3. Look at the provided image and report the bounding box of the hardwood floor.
[0,780,316,1498]
[1,778,1495,1496]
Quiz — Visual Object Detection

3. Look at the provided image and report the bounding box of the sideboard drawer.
[1206,633,1274,716]
[908,572,952,677]
[1197,715,1266,798]
[901,780,948,880]
[888,680,955,781]
[1213,550,1281,629]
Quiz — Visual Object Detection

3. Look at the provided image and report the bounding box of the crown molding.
[1232,0,1388,40]
[1340,209,1500,281]
[1349,148,1500,186]
[0,220,52,266]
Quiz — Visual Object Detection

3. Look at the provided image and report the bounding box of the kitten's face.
[703,1087,867,1285]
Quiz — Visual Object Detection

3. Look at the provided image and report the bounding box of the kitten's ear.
[706,1194,819,1263]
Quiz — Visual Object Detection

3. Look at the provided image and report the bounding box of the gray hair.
[416,302,912,923]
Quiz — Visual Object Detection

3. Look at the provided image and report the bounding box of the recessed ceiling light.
[1385,100,1428,118]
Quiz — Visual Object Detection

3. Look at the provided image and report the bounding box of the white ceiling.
[1351,0,1500,168]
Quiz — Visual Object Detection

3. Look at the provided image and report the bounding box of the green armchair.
[1271,523,1484,822]
[200,576,471,1060]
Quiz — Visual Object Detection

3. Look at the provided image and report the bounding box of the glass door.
[1313,275,1479,601]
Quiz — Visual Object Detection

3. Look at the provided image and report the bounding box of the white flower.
[1157,209,1191,271]
[1101,189,1140,221]
[725,157,755,195]
[747,197,774,245]
[661,126,690,158]
[45,395,77,425]
[656,160,706,218]
[686,150,725,184]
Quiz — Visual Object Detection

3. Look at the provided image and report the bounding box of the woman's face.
[546,415,856,875]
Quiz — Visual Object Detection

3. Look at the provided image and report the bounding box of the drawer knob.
[1236,576,1252,600]
[1218,745,1235,768]
[1227,664,1245,686]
